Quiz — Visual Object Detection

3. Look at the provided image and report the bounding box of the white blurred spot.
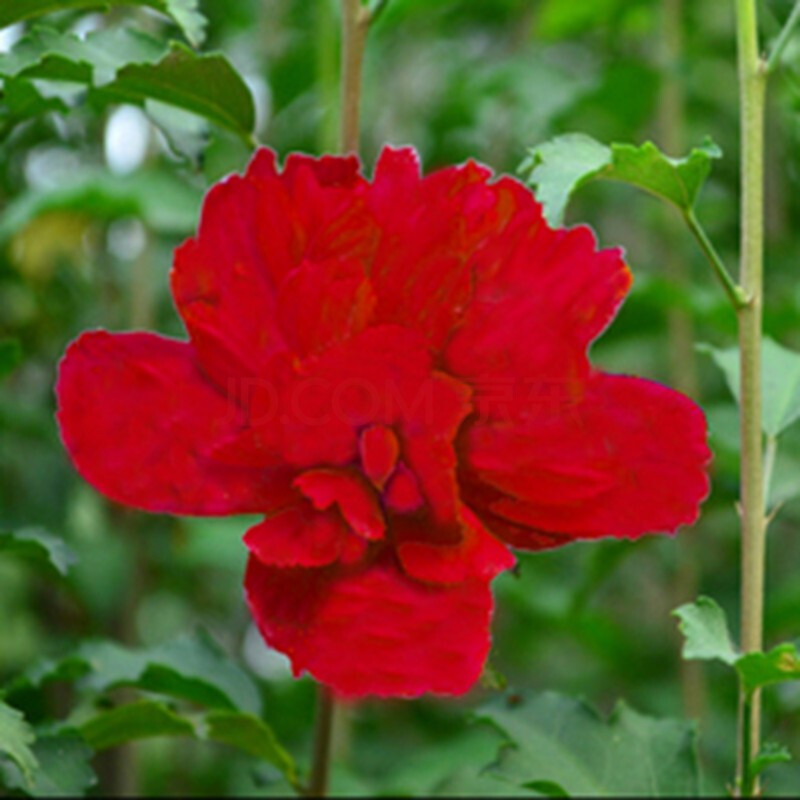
[25,147,84,190]
[243,623,293,681]
[104,105,151,174]
[71,13,104,39]
[107,218,147,261]
[0,23,23,54]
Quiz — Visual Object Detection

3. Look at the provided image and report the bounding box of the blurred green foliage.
[2,0,800,796]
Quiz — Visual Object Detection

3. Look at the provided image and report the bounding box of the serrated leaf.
[0,28,254,141]
[476,692,700,797]
[518,133,610,226]
[0,26,165,85]
[737,643,800,695]
[202,711,300,790]
[0,1,206,47]
[673,596,739,666]
[0,339,23,380]
[104,42,255,138]
[520,133,721,226]
[7,630,261,715]
[0,529,78,576]
[0,702,37,790]
[674,599,800,697]
[77,702,298,788]
[0,731,96,798]
[700,338,800,437]
[599,139,721,210]
[750,742,792,779]
[79,700,195,750]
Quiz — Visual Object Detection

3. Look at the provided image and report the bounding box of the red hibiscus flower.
[56,147,711,698]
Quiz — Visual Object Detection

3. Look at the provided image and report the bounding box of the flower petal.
[294,468,385,541]
[276,257,375,357]
[244,556,495,698]
[171,164,288,387]
[445,178,631,389]
[396,505,515,584]
[366,147,499,351]
[460,372,711,545]
[243,503,366,568]
[56,331,293,515]
[171,149,375,386]
[359,424,400,489]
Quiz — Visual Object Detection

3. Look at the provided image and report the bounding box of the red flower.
[56,147,711,698]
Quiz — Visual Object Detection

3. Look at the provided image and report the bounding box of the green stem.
[316,0,339,153]
[740,690,755,796]
[339,0,370,154]
[765,0,800,73]
[306,686,335,797]
[763,435,778,510]
[734,0,767,794]
[683,210,750,309]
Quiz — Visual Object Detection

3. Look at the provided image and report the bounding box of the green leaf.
[7,630,261,715]
[0,0,207,47]
[0,732,96,798]
[80,700,195,750]
[77,703,299,789]
[736,643,800,695]
[0,529,78,576]
[0,339,23,380]
[0,28,254,141]
[0,168,202,242]
[105,42,255,139]
[700,338,800,437]
[201,711,300,791]
[518,133,611,226]
[0,701,37,790]
[672,596,739,666]
[0,77,69,129]
[0,26,165,85]
[519,133,721,226]
[750,742,792,779]
[476,692,700,797]
[674,598,800,697]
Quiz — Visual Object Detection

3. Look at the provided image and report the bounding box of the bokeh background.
[2,0,800,795]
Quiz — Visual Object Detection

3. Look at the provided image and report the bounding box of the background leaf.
[700,338,800,436]
[476,691,700,797]
[0,732,96,798]
[0,0,207,47]
[520,134,720,225]
[0,340,23,380]
[672,596,739,665]
[8,631,261,715]
[0,529,78,576]
[0,28,254,141]
[79,700,195,750]
[0,701,37,790]
[202,710,300,791]
[103,43,255,139]
[737,643,800,695]
[0,168,202,242]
